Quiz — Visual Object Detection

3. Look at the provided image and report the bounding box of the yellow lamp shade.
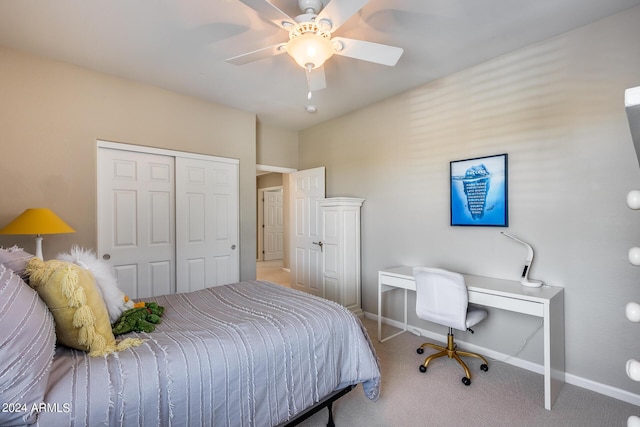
[0,208,75,235]
[0,208,75,260]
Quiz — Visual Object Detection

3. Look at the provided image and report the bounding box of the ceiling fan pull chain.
[306,64,313,100]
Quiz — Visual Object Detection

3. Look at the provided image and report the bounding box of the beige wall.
[256,120,298,169]
[0,46,258,280]
[299,7,640,396]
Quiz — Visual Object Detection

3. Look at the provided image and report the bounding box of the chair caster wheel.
[462,377,471,386]
[481,364,489,372]
[416,348,424,354]
[419,365,427,373]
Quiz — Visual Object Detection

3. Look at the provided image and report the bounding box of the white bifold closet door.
[175,157,239,293]
[98,144,239,299]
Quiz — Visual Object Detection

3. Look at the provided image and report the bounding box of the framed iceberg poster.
[450,153,508,227]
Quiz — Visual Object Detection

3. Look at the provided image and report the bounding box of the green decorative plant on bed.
[112,302,165,335]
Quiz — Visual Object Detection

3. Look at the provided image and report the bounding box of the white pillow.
[0,245,34,280]
[56,246,133,323]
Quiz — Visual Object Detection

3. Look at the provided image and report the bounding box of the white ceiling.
[1,0,639,131]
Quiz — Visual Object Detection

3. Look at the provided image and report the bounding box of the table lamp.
[501,231,544,288]
[0,208,75,259]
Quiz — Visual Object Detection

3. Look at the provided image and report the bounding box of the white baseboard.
[564,372,640,407]
[364,312,640,407]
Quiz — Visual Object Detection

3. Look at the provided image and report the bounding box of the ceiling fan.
[227,0,404,96]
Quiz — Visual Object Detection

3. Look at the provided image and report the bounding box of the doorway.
[255,166,327,296]
[257,186,284,262]
[256,164,297,287]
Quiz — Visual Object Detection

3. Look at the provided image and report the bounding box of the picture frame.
[450,153,508,227]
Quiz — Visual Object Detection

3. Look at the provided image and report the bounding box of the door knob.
[312,241,323,252]
[102,254,111,260]
[231,245,237,250]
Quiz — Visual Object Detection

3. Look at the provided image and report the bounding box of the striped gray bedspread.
[36,281,381,426]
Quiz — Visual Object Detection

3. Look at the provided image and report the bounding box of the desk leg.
[545,291,565,410]
[378,284,409,343]
[378,281,382,342]
[403,288,408,329]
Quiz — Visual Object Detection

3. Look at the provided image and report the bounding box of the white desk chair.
[413,267,489,385]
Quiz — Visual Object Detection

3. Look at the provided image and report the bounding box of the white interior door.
[176,157,239,292]
[289,167,325,297]
[264,189,284,261]
[98,148,175,299]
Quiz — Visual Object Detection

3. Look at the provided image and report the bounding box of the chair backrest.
[413,267,469,331]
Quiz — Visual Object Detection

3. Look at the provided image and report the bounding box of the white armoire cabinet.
[319,197,364,316]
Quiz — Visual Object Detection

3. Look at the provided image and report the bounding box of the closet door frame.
[97,140,240,296]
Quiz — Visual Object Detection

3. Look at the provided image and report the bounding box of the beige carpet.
[296,317,638,427]
[257,260,290,287]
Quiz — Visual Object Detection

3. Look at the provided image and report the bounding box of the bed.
[0,259,380,427]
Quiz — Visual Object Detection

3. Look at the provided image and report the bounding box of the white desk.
[378,266,565,410]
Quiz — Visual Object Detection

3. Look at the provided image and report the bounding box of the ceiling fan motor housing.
[297,0,325,15]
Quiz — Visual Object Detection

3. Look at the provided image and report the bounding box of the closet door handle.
[312,241,323,252]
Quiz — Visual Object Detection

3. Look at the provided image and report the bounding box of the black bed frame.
[277,384,357,427]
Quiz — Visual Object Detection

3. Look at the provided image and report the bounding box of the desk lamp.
[0,208,75,259]
[501,232,543,288]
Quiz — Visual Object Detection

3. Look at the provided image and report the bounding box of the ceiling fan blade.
[237,0,296,30]
[226,42,287,65]
[316,0,369,32]
[308,66,326,92]
[332,37,403,66]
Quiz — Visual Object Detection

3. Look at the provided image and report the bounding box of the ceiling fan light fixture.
[286,23,334,70]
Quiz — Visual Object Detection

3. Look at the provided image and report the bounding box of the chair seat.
[465,305,487,330]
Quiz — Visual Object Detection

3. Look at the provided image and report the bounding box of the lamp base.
[35,235,43,260]
[521,278,543,288]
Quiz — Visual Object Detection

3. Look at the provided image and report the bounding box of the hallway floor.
[256,259,290,287]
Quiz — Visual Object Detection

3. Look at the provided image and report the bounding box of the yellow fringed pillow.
[25,258,143,356]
